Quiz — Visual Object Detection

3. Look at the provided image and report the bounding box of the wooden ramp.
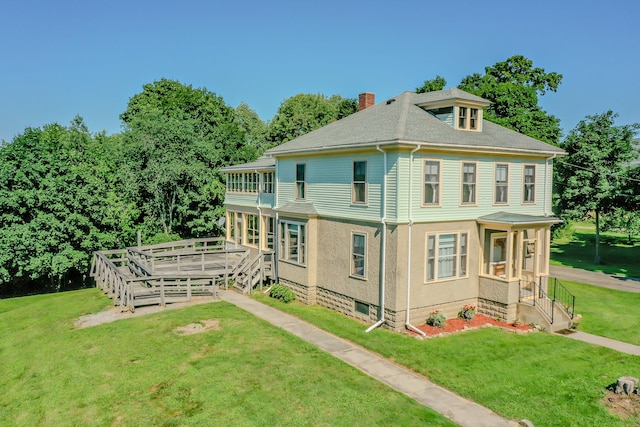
[90,238,271,312]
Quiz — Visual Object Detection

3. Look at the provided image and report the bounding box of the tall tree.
[458,55,563,144]
[0,117,133,295]
[556,111,640,263]
[234,102,267,153]
[120,79,256,239]
[416,75,447,93]
[264,93,357,149]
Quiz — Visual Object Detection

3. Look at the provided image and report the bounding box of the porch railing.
[548,278,576,319]
[519,278,576,324]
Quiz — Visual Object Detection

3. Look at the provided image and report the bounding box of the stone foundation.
[279,278,316,305]
[478,298,517,322]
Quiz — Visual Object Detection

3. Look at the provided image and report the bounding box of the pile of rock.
[615,376,639,395]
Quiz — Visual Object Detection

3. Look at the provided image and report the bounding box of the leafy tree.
[601,208,640,244]
[556,111,640,263]
[235,102,267,152]
[0,117,134,295]
[458,55,563,144]
[265,93,357,149]
[120,79,256,238]
[416,75,447,93]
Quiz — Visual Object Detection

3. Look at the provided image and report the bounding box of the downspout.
[366,145,388,332]
[544,154,557,216]
[274,163,279,282]
[406,145,426,336]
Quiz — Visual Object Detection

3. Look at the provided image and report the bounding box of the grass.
[255,294,640,427]
[554,279,640,345]
[0,289,455,427]
[551,221,640,278]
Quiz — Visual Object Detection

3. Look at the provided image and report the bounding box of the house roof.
[477,212,562,226]
[275,201,319,216]
[266,90,565,157]
[221,155,275,172]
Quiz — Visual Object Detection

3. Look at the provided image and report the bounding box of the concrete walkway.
[549,265,640,355]
[549,265,640,293]
[220,291,518,427]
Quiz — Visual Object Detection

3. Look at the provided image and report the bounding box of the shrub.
[269,284,296,303]
[426,310,446,328]
[457,304,476,321]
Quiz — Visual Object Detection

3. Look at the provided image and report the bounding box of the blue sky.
[1,0,638,142]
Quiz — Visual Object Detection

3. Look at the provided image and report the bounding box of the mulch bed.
[410,314,535,338]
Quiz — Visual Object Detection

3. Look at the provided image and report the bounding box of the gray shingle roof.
[478,212,562,225]
[266,90,565,156]
[221,156,275,172]
[276,201,318,216]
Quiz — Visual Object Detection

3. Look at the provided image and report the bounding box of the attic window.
[428,107,454,127]
[458,106,480,131]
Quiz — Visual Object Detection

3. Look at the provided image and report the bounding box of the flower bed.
[411,314,535,338]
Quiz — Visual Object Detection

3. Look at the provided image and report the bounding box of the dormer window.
[457,106,480,131]
[458,107,467,129]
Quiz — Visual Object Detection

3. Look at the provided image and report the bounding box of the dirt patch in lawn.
[603,390,640,421]
[411,314,535,338]
[173,319,222,336]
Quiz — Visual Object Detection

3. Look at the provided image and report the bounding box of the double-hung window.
[295,164,306,200]
[461,162,477,204]
[351,233,366,278]
[458,106,467,129]
[246,214,259,247]
[262,172,274,194]
[426,232,468,282]
[423,160,440,205]
[495,164,509,204]
[263,216,275,250]
[279,221,306,265]
[523,165,535,203]
[352,161,367,204]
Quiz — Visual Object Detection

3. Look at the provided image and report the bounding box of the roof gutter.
[366,145,388,332]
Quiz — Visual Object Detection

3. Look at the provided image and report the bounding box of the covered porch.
[476,212,563,324]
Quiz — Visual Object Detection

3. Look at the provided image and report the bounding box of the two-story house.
[222,88,566,332]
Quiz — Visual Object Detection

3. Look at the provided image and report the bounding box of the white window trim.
[279,220,306,266]
[456,106,482,131]
[425,231,469,283]
[261,215,275,251]
[422,159,441,207]
[523,164,536,204]
[460,161,478,206]
[494,163,509,205]
[350,232,367,280]
[351,160,368,205]
[489,232,508,279]
[246,214,259,247]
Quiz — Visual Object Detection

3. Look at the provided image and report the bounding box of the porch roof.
[276,201,319,216]
[477,212,562,226]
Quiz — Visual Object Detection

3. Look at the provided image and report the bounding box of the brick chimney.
[358,92,375,111]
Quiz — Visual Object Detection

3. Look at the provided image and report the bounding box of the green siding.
[277,153,385,222]
[408,153,551,223]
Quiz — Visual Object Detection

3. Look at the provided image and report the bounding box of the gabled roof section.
[266,89,565,157]
[221,155,275,172]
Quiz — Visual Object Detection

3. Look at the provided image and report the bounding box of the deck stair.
[90,238,273,312]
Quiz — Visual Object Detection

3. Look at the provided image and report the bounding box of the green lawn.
[254,294,640,427]
[0,289,455,427]
[551,221,640,278]
[555,279,640,345]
